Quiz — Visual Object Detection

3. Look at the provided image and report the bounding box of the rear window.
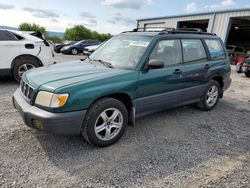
[205,39,226,60]
[226,46,234,50]
[235,47,244,53]
[182,39,207,63]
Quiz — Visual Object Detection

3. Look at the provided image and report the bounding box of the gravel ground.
[0,54,249,187]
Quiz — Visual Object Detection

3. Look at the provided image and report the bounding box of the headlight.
[35,91,69,108]
[62,46,70,50]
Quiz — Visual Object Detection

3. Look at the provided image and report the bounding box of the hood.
[23,60,129,92]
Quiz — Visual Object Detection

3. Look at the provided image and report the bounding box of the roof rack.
[175,28,203,32]
[124,27,216,36]
[161,28,217,36]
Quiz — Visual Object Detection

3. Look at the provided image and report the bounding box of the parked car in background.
[236,61,250,77]
[227,45,245,57]
[13,28,231,147]
[226,45,245,64]
[0,30,54,82]
[61,40,100,55]
[83,42,103,56]
[54,41,76,53]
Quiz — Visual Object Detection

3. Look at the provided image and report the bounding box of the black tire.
[81,97,128,147]
[245,71,250,77]
[197,80,221,111]
[12,56,40,82]
[71,48,78,55]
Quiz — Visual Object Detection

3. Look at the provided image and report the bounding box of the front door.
[135,39,185,116]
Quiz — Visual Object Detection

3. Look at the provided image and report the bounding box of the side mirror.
[147,59,164,69]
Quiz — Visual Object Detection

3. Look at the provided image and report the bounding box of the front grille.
[20,79,34,101]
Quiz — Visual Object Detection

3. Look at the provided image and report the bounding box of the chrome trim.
[20,79,34,102]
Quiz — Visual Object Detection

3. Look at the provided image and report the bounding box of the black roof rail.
[122,27,175,33]
[122,27,216,36]
[159,28,217,36]
[176,28,203,32]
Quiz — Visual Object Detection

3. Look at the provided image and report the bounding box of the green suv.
[13,28,231,147]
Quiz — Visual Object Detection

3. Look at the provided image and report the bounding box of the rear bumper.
[223,77,232,92]
[13,89,86,136]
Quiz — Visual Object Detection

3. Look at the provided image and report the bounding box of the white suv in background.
[0,30,55,82]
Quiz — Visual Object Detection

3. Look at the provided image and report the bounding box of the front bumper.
[61,48,71,54]
[13,89,86,136]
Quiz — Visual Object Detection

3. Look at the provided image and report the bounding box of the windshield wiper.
[92,59,114,68]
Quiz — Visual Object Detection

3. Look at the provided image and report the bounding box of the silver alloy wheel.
[18,64,35,77]
[206,85,219,107]
[94,108,123,141]
[72,49,78,55]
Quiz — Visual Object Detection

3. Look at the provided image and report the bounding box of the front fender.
[53,71,139,113]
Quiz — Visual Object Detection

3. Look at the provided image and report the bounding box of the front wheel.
[81,98,128,147]
[197,80,221,111]
[71,48,78,55]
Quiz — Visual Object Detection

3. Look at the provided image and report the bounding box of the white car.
[0,30,55,82]
[83,43,102,56]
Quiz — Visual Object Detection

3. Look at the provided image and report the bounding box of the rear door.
[0,30,20,69]
[135,39,185,115]
[181,39,210,102]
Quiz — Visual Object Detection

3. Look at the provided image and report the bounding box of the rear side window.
[0,31,18,41]
[13,33,24,40]
[182,39,207,63]
[235,47,244,53]
[205,39,226,60]
[150,39,182,67]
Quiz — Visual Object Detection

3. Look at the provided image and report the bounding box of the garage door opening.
[143,22,165,31]
[177,19,209,32]
[226,17,250,51]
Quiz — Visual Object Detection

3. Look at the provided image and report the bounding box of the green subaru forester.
[13,28,231,147]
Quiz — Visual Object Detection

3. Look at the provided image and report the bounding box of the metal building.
[137,8,250,50]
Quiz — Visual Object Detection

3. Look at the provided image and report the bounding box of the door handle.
[204,64,210,69]
[173,69,182,74]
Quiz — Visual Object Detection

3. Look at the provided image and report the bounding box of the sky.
[0,0,249,34]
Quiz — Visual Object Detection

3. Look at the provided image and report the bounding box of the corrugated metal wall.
[138,10,250,42]
[213,10,250,41]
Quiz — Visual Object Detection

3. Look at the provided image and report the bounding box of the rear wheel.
[197,80,221,111]
[12,56,40,82]
[81,98,128,147]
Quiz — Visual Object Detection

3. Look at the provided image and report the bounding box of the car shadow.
[32,99,250,186]
[0,76,18,85]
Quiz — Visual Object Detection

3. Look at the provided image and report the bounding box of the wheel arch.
[11,54,43,70]
[212,75,224,98]
[91,93,135,126]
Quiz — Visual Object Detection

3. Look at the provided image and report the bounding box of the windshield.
[65,41,76,45]
[226,46,234,50]
[75,40,84,45]
[89,35,152,70]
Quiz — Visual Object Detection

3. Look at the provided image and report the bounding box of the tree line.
[18,23,112,44]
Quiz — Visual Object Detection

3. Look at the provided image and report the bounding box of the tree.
[64,25,112,42]
[64,25,92,41]
[46,36,63,44]
[19,23,47,35]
